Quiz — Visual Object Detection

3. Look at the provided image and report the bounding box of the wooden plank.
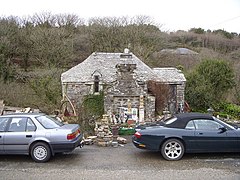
[0,100,4,115]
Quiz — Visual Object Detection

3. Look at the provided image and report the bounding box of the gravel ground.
[0,136,240,180]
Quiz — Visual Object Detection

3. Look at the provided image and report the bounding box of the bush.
[224,104,240,118]
[185,59,235,110]
[215,102,240,119]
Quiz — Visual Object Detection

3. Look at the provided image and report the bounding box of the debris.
[84,136,97,145]
[112,141,118,148]
[87,136,97,140]
[111,125,119,136]
[95,115,113,147]
[117,137,127,144]
[0,100,4,115]
[2,105,40,114]
[84,139,94,145]
[24,107,31,113]
[3,106,22,114]
[118,127,135,135]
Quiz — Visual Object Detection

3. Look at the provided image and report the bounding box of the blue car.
[132,113,240,160]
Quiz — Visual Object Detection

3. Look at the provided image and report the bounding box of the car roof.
[175,112,213,120]
[166,113,214,129]
[0,113,45,118]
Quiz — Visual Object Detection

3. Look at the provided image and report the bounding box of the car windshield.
[213,117,236,130]
[36,115,64,129]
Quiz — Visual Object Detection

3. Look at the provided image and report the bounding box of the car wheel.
[161,139,184,161]
[30,142,51,163]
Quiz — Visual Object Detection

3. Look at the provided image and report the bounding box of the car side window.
[193,119,223,130]
[26,119,36,132]
[185,120,195,130]
[8,117,28,132]
[0,117,9,132]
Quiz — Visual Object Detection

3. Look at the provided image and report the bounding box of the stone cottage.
[61,49,186,123]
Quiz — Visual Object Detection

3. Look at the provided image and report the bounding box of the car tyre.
[30,142,51,163]
[161,139,184,161]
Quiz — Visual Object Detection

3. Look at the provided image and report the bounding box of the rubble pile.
[95,115,113,147]
[85,114,128,147]
[84,136,97,145]
[117,137,127,144]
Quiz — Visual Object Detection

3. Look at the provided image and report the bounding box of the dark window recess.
[94,76,100,93]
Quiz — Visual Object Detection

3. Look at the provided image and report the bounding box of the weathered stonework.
[104,61,153,121]
[61,49,186,121]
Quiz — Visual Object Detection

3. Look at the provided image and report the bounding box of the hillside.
[0,13,239,113]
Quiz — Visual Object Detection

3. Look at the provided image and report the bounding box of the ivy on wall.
[82,91,104,117]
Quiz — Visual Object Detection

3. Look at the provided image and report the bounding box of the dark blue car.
[132,113,240,161]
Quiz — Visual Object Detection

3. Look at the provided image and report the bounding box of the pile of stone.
[95,114,113,147]
[117,137,127,144]
[84,136,97,145]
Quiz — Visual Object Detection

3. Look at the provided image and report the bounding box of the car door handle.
[198,133,203,135]
[0,136,1,138]
[26,135,32,138]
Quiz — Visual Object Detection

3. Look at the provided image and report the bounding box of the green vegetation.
[29,74,62,106]
[0,13,239,120]
[214,103,240,120]
[185,59,235,110]
[77,92,104,135]
[82,92,104,117]
[185,59,240,119]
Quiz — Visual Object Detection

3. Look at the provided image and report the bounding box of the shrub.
[215,102,240,119]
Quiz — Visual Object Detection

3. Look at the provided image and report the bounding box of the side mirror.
[218,127,227,133]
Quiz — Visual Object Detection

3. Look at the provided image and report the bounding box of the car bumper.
[51,133,83,154]
[132,136,146,149]
[132,135,162,150]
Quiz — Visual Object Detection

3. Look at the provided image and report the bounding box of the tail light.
[134,131,142,139]
[67,132,76,140]
[67,129,80,140]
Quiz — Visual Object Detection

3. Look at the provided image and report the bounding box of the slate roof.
[61,52,186,84]
[153,67,186,84]
[61,52,158,83]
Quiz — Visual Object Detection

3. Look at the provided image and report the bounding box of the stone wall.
[104,63,155,122]
[62,81,183,119]
[61,50,186,121]
[145,95,156,121]
[61,65,183,121]
[177,83,185,103]
[112,96,140,111]
[62,83,91,114]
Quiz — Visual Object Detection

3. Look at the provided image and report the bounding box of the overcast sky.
[1,0,240,33]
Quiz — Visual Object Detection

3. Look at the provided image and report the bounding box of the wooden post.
[0,100,4,115]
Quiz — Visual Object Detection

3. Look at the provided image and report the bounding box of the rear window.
[36,115,64,129]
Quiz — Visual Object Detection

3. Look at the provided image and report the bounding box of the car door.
[193,119,230,152]
[183,120,200,151]
[0,117,10,154]
[224,129,240,151]
[4,117,36,154]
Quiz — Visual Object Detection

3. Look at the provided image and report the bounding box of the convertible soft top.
[165,113,214,129]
